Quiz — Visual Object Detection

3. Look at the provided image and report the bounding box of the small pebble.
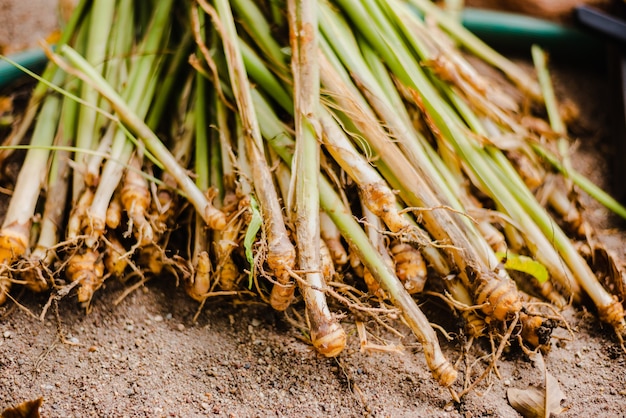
[165,313,173,320]
[177,323,185,331]
[201,402,210,411]
[3,331,12,339]
[153,315,164,322]
[503,379,511,386]
[88,345,98,352]
[251,318,261,327]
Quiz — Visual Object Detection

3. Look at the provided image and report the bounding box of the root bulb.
[309,315,347,357]
[121,157,154,246]
[472,268,522,323]
[391,242,427,294]
[268,245,297,311]
[0,223,30,304]
[187,250,212,302]
[66,249,106,305]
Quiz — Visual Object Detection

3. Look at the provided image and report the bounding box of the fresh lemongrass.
[72,0,117,202]
[52,44,226,231]
[252,87,456,385]
[87,0,175,243]
[202,0,300,318]
[23,86,80,292]
[0,69,65,304]
[317,41,522,323]
[406,0,541,99]
[320,177,458,387]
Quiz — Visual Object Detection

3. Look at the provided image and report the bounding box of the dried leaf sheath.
[288,0,346,356]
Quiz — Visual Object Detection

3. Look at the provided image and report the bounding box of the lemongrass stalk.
[319,8,494,265]
[320,177,457,386]
[320,211,348,267]
[200,0,297,313]
[55,44,226,230]
[87,0,175,240]
[361,202,392,299]
[0,0,90,164]
[72,0,117,202]
[31,87,80,263]
[0,69,65,243]
[444,0,463,22]
[146,30,194,131]
[230,0,287,67]
[405,0,541,99]
[101,0,135,103]
[250,86,456,386]
[532,145,626,219]
[0,70,65,303]
[83,0,135,185]
[529,46,622,229]
[210,85,244,292]
[240,41,292,111]
[288,0,346,357]
[188,70,211,302]
[216,92,237,199]
[21,78,80,293]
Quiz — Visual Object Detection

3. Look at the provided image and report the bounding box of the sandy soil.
[2,2,626,417]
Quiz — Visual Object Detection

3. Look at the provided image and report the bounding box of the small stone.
[125,325,134,332]
[88,345,98,352]
[504,379,511,386]
[3,331,12,339]
[177,324,185,331]
[135,339,142,347]
[201,402,210,411]
[251,318,261,327]
[153,315,164,322]
[165,313,173,320]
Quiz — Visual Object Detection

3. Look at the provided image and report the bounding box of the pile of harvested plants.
[1,0,625,401]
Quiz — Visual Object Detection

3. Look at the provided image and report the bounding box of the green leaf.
[244,195,263,289]
[496,252,550,284]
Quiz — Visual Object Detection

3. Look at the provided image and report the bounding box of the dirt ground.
[2,2,626,417]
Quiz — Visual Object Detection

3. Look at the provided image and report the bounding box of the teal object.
[461,8,603,59]
[0,48,48,90]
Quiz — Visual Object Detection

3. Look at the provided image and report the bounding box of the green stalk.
[532,145,626,219]
[31,82,80,263]
[72,0,117,202]
[320,174,457,386]
[405,0,541,98]
[230,0,287,67]
[55,44,226,230]
[288,0,346,357]
[251,87,456,386]
[87,0,174,240]
[0,69,65,235]
[199,0,295,309]
[0,69,65,303]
